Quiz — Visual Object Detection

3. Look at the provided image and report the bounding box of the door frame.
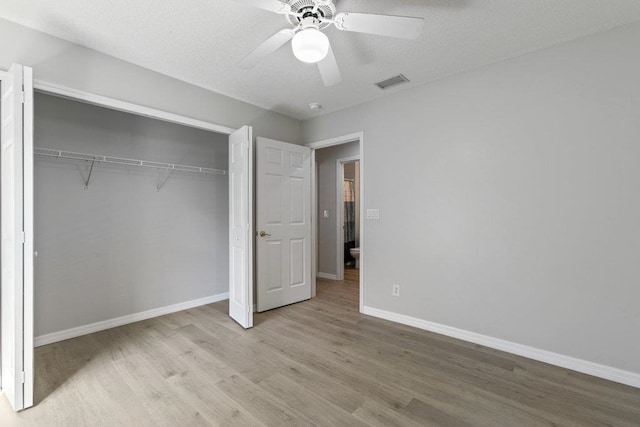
[335,155,360,281]
[307,132,364,312]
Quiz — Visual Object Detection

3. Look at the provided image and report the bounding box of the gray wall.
[34,93,229,336]
[303,22,640,374]
[315,141,359,276]
[0,18,303,144]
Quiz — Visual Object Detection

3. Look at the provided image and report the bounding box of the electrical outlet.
[392,284,400,297]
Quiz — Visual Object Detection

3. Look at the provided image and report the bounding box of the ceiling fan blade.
[334,12,424,40]
[234,0,291,14]
[317,43,341,87]
[239,28,296,69]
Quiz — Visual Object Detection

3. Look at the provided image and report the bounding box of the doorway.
[308,132,364,312]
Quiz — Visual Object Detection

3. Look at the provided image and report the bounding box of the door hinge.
[21,91,25,104]
[21,371,26,384]
[20,231,26,244]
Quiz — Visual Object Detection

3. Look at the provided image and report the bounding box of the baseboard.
[362,305,640,389]
[35,292,229,347]
[317,272,338,280]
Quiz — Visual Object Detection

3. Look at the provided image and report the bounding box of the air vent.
[375,74,410,90]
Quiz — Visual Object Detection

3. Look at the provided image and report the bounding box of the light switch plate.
[366,209,380,220]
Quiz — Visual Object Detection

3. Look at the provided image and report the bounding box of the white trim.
[33,80,236,135]
[34,293,230,347]
[317,272,338,280]
[248,131,255,325]
[307,132,365,313]
[310,150,317,297]
[23,65,35,409]
[335,155,360,281]
[359,134,364,313]
[362,305,640,389]
[306,132,362,150]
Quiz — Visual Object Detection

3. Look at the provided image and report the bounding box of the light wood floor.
[344,264,360,283]
[2,270,640,426]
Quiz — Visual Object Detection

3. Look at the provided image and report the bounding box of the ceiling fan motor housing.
[285,0,336,29]
[299,15,321,30]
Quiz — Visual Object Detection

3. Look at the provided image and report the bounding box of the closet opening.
[33,91,233,348]
[2,68,253,411]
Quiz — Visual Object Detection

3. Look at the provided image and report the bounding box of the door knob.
[259,231,271,237]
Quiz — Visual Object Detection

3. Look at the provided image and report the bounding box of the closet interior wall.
[34,92,229,338]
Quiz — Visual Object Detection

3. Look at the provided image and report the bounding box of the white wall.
[303,22,640,376]
[315,141,359,276]
[0,18,302,144]
[34,93,229,336]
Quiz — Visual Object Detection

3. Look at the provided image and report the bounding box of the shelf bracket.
[84,158,96,190]
[156,167,173,192]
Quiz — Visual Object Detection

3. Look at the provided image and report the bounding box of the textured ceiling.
[2,0,640,120]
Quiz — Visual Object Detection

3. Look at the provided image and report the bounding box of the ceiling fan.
[236,0,424,86]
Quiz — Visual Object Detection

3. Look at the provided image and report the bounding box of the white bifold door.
[256,138,311,312]
[228,126,254,328]
[1,63,34,411]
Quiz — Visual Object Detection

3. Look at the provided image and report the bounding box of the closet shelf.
[34,147,227,176]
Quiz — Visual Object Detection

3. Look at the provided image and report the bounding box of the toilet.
[349,247,360,269]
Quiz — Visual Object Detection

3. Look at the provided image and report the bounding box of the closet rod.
[34,147,227,175]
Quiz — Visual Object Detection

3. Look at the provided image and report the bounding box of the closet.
[33,93,230,342]
[2,63,254,412]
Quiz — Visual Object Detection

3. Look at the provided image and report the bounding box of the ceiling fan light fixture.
[291,28,329,64]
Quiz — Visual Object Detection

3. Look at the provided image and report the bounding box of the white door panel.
[257,138,311,312]
[1,63,34,411]
[228,126,253,329]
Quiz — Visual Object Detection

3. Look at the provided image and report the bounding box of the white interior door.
[1,63,34,411]
[256,138,311,312]
[228,126,253,329]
